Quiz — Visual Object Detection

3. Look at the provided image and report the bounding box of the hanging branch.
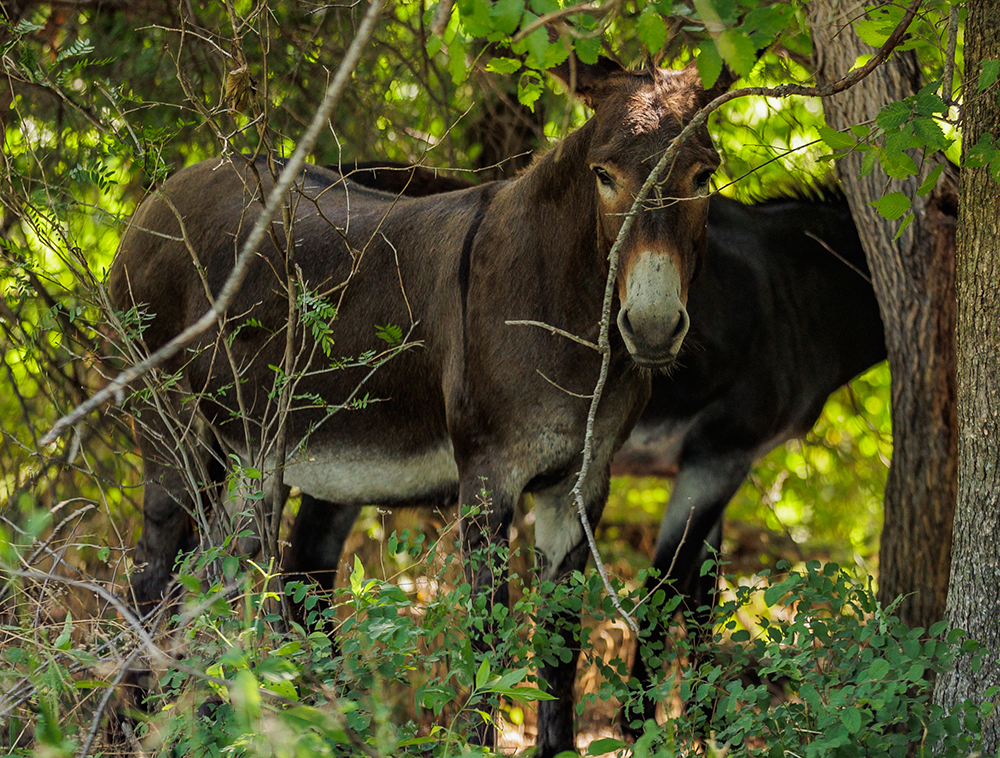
[41,0,386,447]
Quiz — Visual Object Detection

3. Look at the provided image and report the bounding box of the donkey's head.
[554,57,733,368]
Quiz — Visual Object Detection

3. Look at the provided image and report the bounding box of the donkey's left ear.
[550,55,627,108]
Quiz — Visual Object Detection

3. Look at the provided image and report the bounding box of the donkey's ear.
[550,55,627,108]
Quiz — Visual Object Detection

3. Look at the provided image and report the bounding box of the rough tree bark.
[808,1,958,631]
[933,1,1000,748]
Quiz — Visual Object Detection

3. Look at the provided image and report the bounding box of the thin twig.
[804,230,873,284]
[505,319,601,352]
[40,0,386,446]
[535,369,594,399]
[511,0,616,45]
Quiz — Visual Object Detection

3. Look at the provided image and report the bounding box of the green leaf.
[876,101,912,130]
[866,657,891,681]
[476,657,490,690]
[717,29,755,78]
[499,686,557,702]
[222,554,239,579]
[486,57,521,75]
[448,34,469,86]
[870,192,910,221]
[743,5,793,41]
[818,125,855,150]
[860,148,877,177]
[913,117,951,151]
[232,669,262,719]
[574,36,601,65]
[655,0,674,16]
[588,738,628,754]
[842,706,862,733]
[930,620,949,637]
[916,164,944,197]
[518,71,544,111]
[638,7,667,54]
[523,23,549,69]
[74,679,108,690]
[375,323,402,346]
[529,0,559,13]
[878,148,919,179]
[350,554,364,596]
[457,0,492,37]
[965,132,997,168]
[979,59,1000,92]
[696,40,723,89]
[916,84,948,116]
[850,124,872,138]
[54,612,73,651]
[490,0,524,35]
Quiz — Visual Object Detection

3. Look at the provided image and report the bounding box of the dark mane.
[722,172,845,206]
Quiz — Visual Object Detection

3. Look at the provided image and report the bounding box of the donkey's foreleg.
[458,475,516,748]
[624,455,750,735]
[281,495,363,626]
[532,481,609,758]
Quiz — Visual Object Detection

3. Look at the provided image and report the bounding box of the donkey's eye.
[593,166,615,190]
[694,169,714,189]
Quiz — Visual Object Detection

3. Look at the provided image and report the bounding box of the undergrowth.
[1,518,994,758]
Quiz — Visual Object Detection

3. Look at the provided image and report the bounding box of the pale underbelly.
[278,441,459,504]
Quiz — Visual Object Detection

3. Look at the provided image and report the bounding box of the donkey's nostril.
[619,309,634,339]
[670,308,690,344]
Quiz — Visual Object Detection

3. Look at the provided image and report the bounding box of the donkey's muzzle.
[618,252,690,366]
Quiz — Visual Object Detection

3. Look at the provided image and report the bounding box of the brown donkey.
[109,57,730,755]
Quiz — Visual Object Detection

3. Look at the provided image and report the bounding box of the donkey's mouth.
[630,350,677,370]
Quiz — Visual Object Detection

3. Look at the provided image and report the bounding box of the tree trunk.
[807,1,958,631]
[933,1,1000,748]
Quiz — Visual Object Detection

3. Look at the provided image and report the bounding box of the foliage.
[0,0,986,755]
[3,519,996,757]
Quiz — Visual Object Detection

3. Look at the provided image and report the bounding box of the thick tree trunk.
[808,2,958,631]
[933,1,1000,748]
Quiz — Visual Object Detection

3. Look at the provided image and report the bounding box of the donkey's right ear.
[549,55,626,108]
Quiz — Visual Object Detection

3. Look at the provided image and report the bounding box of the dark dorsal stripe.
[458,184,498,348]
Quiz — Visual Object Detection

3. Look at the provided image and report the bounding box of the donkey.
[284,176,886,734]
[616,191,886,732]
[108,57,732,754]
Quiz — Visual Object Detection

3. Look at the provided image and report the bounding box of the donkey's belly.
[611,417,695,477]
[280,441,459,505]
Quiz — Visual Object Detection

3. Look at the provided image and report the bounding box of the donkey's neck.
[480,122,607,337]
[520,118,598,205]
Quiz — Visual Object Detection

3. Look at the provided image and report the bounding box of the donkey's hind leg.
[128,393,213,612]
[281,495,362,626]
[623,455,750,737]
